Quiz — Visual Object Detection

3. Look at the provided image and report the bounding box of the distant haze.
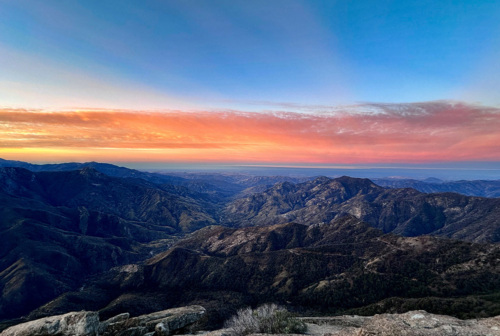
[145,163,500,181]
[1,102,500,169]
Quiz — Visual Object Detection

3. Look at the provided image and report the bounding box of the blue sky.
[1,0,500,110]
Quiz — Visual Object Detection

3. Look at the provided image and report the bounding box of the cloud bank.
[1,101,499,164]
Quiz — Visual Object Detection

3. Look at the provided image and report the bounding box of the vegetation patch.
[224,303,307,336]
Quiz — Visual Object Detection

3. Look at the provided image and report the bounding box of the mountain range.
[1,159,500,330]
[373,177,500,198]
[222,176,500,243]
[25,217,500,329]
[0,165,219,321]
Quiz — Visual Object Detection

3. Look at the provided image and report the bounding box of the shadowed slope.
[32,217,500,328]
[222,176,500,243]
[0,167,216,320]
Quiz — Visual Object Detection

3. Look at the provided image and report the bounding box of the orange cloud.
[0,102,499,164]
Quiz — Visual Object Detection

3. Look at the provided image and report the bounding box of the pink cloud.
[0,101,499,163]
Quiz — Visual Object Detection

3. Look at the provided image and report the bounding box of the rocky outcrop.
[301,310,500,335]
[101,305,206,336]
[2,307,499,336]
[0,305,205,336]
[0,311,99,336]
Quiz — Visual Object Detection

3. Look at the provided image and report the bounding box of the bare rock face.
[302,310,500,336]
[101,305,206,336]
[0,311,99,336]
[0,305,205,336]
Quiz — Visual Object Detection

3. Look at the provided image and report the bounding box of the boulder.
[98,313,130,334]
[101,305,206,336]
[0,311,99,336]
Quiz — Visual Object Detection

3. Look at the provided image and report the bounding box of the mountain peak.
[330,176,381,193]
[78,166,104,177]
[334,175,375,184]
[310,175,378,189]
[311,176,331,184]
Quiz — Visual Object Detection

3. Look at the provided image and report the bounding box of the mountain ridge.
[0,166,218,320]
[222,175,500,243]
[2,159,500,328]
[27,217,500,329]
[374,177,500,198]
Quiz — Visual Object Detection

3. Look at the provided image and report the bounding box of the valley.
[1,159,500,331]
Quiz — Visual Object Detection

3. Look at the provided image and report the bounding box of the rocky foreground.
[299,310,500,336]
[0,305,205,336]
[2,306,500,336]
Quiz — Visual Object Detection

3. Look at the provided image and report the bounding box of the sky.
[1,0,500,171]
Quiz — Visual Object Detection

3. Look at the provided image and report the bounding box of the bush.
[224,303,307,336]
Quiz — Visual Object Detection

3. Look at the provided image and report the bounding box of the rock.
[0,311,99,336]
[98,312,130,334]
[114,326,148,336]
[356,310,500,336]
[0,306,205,336]
[101,305,206,336]
[155,322,169,336]
[301,315,369,328]
[202,329,232,336]
[301,310,500,336]
[153,305,206,332]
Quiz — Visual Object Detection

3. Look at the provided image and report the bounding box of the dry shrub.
[224,303,307,336]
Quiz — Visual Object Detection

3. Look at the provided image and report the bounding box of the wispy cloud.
[1,101,499,164]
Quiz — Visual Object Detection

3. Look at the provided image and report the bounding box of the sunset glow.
[1,102,499,165]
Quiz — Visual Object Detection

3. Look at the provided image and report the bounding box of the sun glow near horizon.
[1,101,499,166]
